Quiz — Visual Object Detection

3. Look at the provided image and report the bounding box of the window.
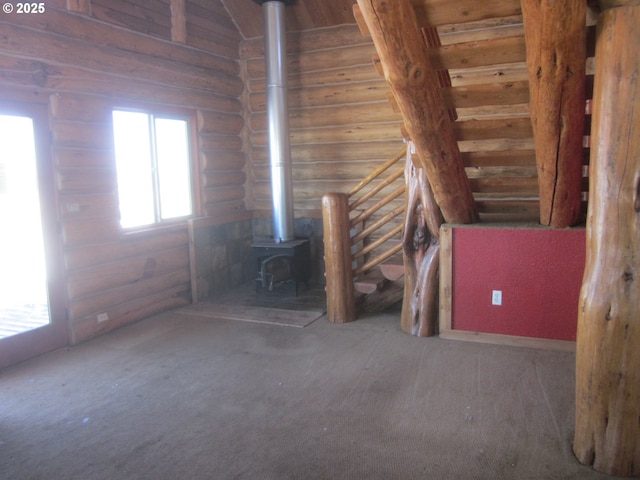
[112,109,193,229]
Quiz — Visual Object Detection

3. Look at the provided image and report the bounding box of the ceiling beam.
[521,0,586,227]
[355,0,479,224]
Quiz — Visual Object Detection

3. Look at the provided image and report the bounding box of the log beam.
[573,5,640,477]
[356,0,479,224]
[170,0,187,44]
[521,0,586,227]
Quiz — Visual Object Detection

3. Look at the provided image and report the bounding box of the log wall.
[0,4,598,344]
[241,14,594,227]
[0,1,245,343]
[240,25,406,218]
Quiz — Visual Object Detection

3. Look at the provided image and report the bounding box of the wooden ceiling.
[221,0,357,39]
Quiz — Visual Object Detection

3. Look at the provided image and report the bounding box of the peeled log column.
[321,193,356,323]
[356,0,478,224]
[573,5,640,476]
[401,146,443,336]
[521,0,586,227]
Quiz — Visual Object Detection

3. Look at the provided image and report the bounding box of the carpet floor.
[0,305,624,479]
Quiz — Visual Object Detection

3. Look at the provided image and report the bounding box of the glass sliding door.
[0,114,50,337]
[0,103,67,369]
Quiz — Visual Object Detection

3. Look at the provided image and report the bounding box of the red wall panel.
[452,227,585,341]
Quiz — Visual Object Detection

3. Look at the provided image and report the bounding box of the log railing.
[322,145,407,323]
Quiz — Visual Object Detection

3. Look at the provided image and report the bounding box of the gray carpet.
[0,308,624,479]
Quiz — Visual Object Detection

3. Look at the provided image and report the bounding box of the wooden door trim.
[0,100,69,369]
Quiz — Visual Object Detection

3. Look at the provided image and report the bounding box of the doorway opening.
[0,115,50,339]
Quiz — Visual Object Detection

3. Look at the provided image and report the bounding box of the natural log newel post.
[521,0,586,227]
[573,3,640,476]
[322,193,356,323]
[356,0,479,225]
[401,145,443,337]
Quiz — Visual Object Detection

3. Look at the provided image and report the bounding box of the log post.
[355,0,479,225]
[573,4,640,476]
[401,144,443,336]
[520,0,586,227]
[322,193,356,323]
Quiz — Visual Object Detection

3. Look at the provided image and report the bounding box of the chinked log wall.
[0,0,245,343]
[240,24,406,222]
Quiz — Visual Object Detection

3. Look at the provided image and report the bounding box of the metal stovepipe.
[261,0,295,243]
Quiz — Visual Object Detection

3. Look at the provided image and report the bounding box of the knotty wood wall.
[241,24,406,219]
[0,0,245,343]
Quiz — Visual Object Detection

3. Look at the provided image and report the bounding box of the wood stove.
[251,1,310,295]
[252,238,311,295]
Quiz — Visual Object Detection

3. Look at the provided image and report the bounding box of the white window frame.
[112,108,196,230]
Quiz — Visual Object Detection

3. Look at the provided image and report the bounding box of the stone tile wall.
[191,217,326,302]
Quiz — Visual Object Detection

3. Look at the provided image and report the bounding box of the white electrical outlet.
[492,290,502,306]
[97,312,109,323]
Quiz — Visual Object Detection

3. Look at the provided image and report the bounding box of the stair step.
[354,272,387,294]
[380,255,405,281]
[362,278,405,314]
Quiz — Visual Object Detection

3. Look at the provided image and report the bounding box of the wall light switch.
[492,290,502,306]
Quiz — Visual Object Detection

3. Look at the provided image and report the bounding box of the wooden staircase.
[322,146,408,322]
[354,254,405,312]
[322,142,443,336]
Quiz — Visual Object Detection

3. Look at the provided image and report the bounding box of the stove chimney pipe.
[254,0,295,243]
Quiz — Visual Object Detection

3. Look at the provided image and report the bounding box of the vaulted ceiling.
[221,0,357,39]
